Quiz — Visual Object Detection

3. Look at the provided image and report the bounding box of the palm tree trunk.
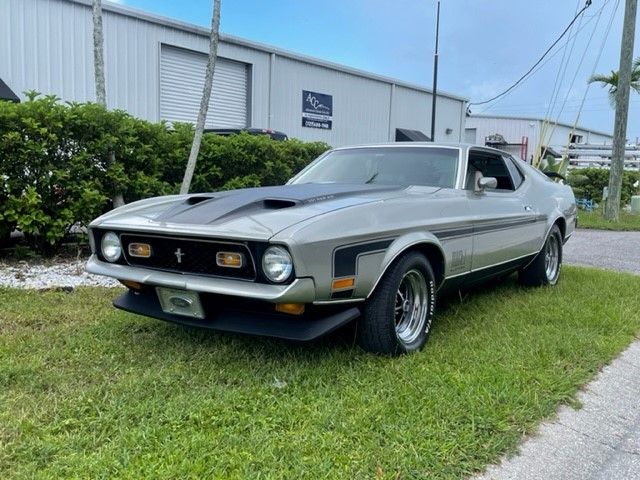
[92,0,124,208]
[180,0,222,195]
[92,0,106,106]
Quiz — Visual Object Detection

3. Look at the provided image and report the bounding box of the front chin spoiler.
[113,290,361,342]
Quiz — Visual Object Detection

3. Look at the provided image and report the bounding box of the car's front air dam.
[113,290,361,342]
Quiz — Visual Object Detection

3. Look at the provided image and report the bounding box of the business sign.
[302,90,333,130]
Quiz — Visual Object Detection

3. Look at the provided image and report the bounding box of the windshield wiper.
[365,172,378,184]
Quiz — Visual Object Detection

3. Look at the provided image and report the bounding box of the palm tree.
[180,0,222,194]
[588,57,640,106]
[92,0,106,106]
[92,0,124,208]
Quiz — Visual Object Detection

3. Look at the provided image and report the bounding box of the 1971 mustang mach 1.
[86,143,576,355]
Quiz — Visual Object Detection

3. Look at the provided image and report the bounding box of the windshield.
[291,147,460,188]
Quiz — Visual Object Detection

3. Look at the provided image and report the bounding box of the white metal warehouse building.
[465,114,613,162]
[0,0,469,147]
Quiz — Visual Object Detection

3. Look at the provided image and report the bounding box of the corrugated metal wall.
[1,0,466,147]
[466,117,540,152]
[0,0,271,124]
[545,124,612,147]
[465,116,612,161]
[271,55,393,146]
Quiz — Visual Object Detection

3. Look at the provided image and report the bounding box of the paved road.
[473,229,640,480]
[564,229,640,275]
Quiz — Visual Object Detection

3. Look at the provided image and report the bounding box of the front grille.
[121,234,256,280]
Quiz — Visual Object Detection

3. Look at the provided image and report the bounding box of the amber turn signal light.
[331,277,355,290]
[128,243,151,258]
[216,252,243,268]
[275,303,305,315]
[119,280,142,290]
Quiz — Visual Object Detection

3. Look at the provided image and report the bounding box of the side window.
[504,156,524,190]
[466,150,515,191]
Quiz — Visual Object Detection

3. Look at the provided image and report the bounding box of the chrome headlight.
[262,246,293,283]
[101,231,122,263]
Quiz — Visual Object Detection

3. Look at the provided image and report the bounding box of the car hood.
[92,184,438,240]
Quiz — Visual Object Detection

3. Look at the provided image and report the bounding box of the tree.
[180,0,222,195]
[92,0,124,208]
[588,57,640,106]
[92,0,106,106]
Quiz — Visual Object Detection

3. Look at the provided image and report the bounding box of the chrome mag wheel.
[544,233,560,282]
[394,269,429,344]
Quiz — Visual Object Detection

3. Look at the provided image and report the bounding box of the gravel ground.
[0,259,119,289]
[564,229,640,275]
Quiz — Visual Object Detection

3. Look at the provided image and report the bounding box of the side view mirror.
[476,176,497,192]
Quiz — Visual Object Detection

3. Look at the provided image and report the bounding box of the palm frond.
[589,71,618,88]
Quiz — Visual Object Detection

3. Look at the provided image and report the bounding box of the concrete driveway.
[473,229,640,480]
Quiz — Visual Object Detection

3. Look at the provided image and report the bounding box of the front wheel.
[519,224,563,286]
[356,252,436,355]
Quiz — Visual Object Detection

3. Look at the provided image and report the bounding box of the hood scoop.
[185,195,217,206]
[263,198,299,209]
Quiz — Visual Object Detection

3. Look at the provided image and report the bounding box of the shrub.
[568,168,640,205]
[0,94,330,255]
[0,94,108,252]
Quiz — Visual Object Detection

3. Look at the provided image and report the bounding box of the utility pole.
[430,1,440,142]
[604,0,637,221]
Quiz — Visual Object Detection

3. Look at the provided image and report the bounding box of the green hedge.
[568,168,640,205]
[0,94,329,254]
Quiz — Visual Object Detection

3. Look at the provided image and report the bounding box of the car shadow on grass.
[118,272,528,366]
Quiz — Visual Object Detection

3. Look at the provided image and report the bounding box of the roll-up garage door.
[160,44,248,128]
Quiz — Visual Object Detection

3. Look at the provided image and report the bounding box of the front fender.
[356,232,445,299]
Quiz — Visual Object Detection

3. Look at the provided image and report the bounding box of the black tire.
[356,252,436,356]
[519,224,563,287]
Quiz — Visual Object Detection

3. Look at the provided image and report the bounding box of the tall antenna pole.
[430,0,440,142]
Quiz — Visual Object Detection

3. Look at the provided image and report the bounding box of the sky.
[110,0,640,141]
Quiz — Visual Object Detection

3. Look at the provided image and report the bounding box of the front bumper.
[86,255,316,303]
[114,289,360,341]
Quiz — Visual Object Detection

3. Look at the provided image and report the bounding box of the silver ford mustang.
[86,143,576,355]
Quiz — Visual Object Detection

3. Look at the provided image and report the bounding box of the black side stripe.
[333,239,394,277]
[433,227,474,239]
[434,216,547,240]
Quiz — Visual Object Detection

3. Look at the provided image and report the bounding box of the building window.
[569,134,583,144]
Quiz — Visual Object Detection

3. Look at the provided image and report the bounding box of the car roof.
[330,142,508,155]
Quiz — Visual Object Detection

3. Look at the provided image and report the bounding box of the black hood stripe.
[157,184,402,226]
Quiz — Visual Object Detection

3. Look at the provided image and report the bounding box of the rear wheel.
[519,224,563,286]
[357,252,436,355]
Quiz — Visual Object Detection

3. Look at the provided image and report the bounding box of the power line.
[564,0,622,147]
[539,0,603,155]
[469,0,593,107]
[477,0,612,115]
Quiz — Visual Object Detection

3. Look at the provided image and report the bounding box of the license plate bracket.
[156,287,205,319]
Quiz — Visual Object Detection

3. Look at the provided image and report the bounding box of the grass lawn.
[578,208,640,231]
[1,267,640,479]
